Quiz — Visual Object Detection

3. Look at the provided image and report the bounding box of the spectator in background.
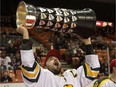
[11,58,17,78]
[1,51,12,71]
[51,32,61,50]
[72,56,80,69]
[15,52,21,69]
[5,43,16,56]
[37,44,45,57]
[1,35,9,47]
[1,70,12,82]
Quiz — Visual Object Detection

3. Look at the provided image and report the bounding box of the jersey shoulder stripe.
[83,63,99,80]
[21,61,37,71]
[21,61,41,82]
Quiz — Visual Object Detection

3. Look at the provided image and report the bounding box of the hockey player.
[17,25,100,87]
[93,58,116,87]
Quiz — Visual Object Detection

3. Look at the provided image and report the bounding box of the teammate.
[17,25,100,87]
[93,59,116,87]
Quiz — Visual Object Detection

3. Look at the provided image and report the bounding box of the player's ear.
[45,59,50,68]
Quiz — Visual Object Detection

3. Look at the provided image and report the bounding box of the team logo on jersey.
[63,84,73,87]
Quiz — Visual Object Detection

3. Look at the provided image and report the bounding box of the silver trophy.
[16,1,96,38]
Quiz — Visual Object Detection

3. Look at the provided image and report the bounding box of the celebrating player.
[17,25,100,87]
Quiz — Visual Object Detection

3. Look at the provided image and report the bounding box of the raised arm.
[74,37,100,87]
[81,37,100,80]
[17,25,35,67]
[17,25,41,82]
[82,38,100,68]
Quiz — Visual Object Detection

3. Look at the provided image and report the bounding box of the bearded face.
[46,56,62,75]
